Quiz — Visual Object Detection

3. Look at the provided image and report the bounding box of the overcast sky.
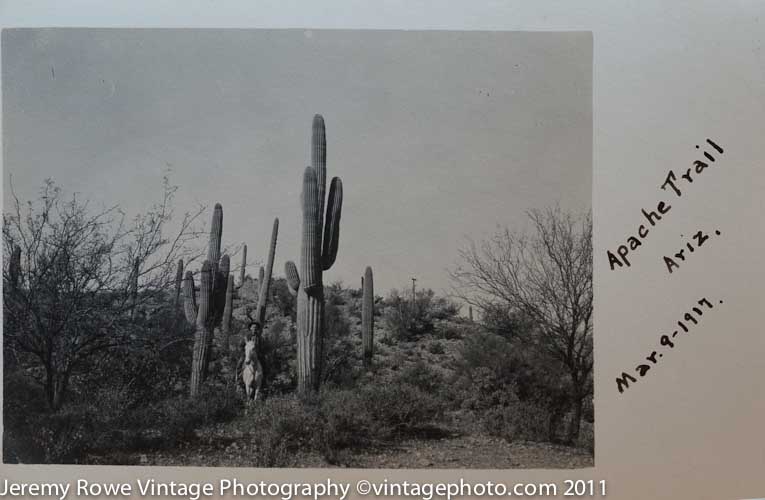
[2,28,591,299]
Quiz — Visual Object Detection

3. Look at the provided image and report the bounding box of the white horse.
[242,338,264,405]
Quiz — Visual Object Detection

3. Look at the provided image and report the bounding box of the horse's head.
[244,338,257,365]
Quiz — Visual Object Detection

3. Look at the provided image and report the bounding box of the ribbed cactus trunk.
[297,165,324,392]
[190,261,213,397]
[239,245,247,287]
[362,266,374,368]
[221,274,234,336]
[469,306,473,322]
[184,203,230,397]
[287,115,343,394]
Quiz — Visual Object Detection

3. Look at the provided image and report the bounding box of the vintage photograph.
[2,28,593,467]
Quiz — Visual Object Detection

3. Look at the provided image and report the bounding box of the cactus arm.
[312,114,327,246]
[301,166,322,292]
[321,177,343,270]
[285,260,300,296]
[182,270,198,324]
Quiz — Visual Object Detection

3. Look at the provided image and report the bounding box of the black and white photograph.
[2,28,593,468]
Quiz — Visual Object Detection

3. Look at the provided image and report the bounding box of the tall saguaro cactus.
[183,203,231,397]
[238,245,247,287]
[285,115,343,393]
[362,266,374,368]
[188,261,213,397]
[253,218,279,334]
[221,274,234,336]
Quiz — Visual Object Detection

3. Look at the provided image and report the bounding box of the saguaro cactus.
[188,261,213,397]
[253,218,279,334]
[285,115,343,393]
[221,274,234,336]
[238,245,247,287]
[183,203,231,397]
[362,266,374,368]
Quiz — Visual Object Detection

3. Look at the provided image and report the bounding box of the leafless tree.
[449,207,593,443]
[3,177,205,410]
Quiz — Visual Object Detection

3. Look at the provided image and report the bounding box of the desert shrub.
[318,378,444,452]
[321,337,358,388]
[320,289,358,387]
[357,382,444,438]
[427,340,445,354]
[325,289,352,339]
[393,360,445,396]
[269,278,297,320]
[448,329,582,443]
[382,288,460,340]
[325,281,347,306]
[318,389,377,453]
[241,380,445,468]
[379,333,396,346]
[2,367,239,464]
[117,386,239,449]
[3,374,95,464]
[257,316,298,395]
[480,303,536,342]
[577,420,595,453]
[28,410,95,463]
[482,400,550,443]
[246,395,320,467]
[433,319,465,340]
[449,332,523,410]
[16,311,199,460]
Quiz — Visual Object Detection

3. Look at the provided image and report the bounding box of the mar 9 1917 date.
[616,297,721,394]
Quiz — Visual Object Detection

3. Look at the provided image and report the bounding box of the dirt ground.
[84,416,593,469]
